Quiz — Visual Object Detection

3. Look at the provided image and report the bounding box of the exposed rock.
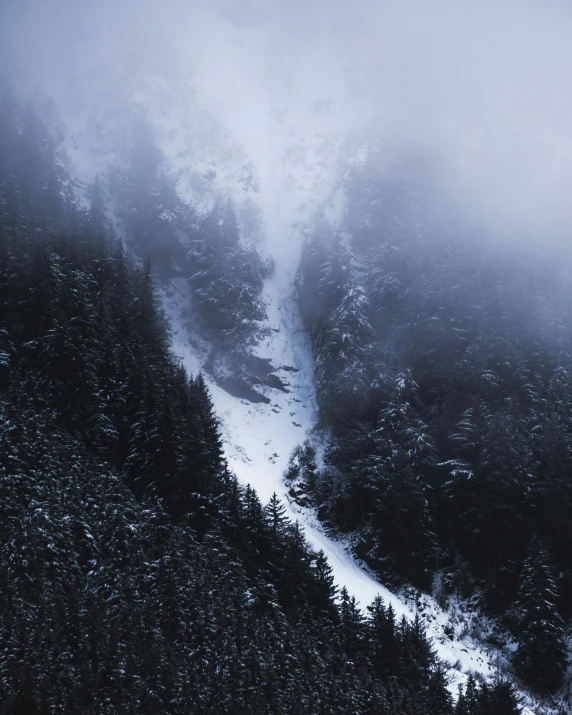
[216,376,271,404]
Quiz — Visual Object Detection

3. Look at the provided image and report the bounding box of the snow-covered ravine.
[161,271,541,711]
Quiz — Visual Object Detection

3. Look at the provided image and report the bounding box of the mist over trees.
[103,112,276,404]
[294,144,571,694]
[2,0,572,708]
[0,82,526,715]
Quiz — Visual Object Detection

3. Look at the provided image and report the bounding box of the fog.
[3,0,572,256]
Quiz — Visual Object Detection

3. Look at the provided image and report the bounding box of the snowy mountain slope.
[158,264,553,707]
[49,87,547,715]
[9,3,567,706]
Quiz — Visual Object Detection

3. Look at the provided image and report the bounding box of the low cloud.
[3,0,572,249]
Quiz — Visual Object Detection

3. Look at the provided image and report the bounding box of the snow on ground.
[162,269,545,710]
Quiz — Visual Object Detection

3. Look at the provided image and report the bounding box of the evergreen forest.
[294,145,572,697]
[0,83,528,714]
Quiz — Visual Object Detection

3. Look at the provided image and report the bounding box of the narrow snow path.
[161,274,540,708]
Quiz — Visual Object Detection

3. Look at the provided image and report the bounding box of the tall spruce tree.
[514,544,567,693]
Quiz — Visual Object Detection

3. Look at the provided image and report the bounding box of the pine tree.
[455,674,480,715]
[264,492,290,544]
[339,587,365,661]
[114,116,184,273]
[308,550,339,623]
[192,372,226,491]
[484,681,522,714]
[296,233,350,344]
[277,522,314,615]
[315,283,376,425]
[514,544,567,693]
[366,595,400,680]
[187,198,268,347]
